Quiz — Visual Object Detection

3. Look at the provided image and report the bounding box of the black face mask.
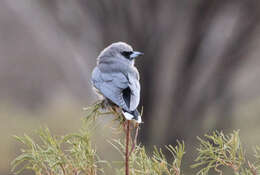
[121,51,133,60]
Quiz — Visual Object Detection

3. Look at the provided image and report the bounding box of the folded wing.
[91,67,140,112]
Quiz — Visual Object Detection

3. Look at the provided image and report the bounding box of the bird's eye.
[121,51,133,59]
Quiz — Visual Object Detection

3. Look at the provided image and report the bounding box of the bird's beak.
[130,51,144,59]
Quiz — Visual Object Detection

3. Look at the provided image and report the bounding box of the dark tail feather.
[122,109,142,123]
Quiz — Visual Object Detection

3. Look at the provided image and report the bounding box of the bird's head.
[97,42,143,65]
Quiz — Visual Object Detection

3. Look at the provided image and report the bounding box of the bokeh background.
[1,0,260,174]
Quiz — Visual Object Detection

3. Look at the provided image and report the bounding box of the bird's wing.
[91,67,140,111]
[91,67,130,111]
[127,73,140,111]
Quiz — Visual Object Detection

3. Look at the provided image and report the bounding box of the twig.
[73,169,78,175]
[125,120,130,175]
[129,123,139,157]
[248,161,257,175]
[173,166,180,175]
[214,163,223,175]
[123,121,128,133]
[98,111,114,115]
[60,164,66,175]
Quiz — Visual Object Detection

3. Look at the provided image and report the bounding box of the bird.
[91,42,143,123]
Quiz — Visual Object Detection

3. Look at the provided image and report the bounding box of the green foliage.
[110,139,185,175]
[191,130,244,174]
[83,100,125,125]
[11,102,260,175]
[11,119,104,175]
[192,130,260,175]
[132,141,185,175]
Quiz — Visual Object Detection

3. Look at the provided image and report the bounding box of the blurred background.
[1,0,260,174]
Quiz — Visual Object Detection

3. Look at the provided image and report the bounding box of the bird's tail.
[123,109,142,123]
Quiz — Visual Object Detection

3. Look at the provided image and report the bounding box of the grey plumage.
[91,42,143,123]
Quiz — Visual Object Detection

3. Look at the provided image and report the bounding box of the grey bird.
[91,42,143,123]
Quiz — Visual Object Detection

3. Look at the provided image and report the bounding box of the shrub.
[11,102,260,175]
